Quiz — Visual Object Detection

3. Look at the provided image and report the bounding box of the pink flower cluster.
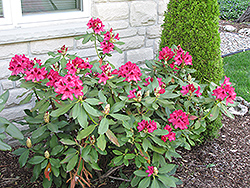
[168,109,189,130]
[8,55,35,76]
[158,45,192,68]
[58,45,68,56]
[212,76,236,105]
[114,61,142,83]
[46,69,62,87]
[54,74,83,101]
[181,84,202,97]
[144,76,153,86]
[146,166,154,177]
[24,67,47,82]
[155,78,166,95]
[173,45,192,66]
[137,119,157,133]
[87,18,105,34]
[100,28,120,54]
[161,125,176,142]
[66,57,93,75]
[127,86,142,101]
[97,63,113,85]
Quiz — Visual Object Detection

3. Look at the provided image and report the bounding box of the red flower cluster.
[114,61,142,82]
[72,57,92,70]
[168,109,189,130]
[181,84,202,97]
[58,45,68,56]
[159,46,175,62]
[212,76,236,105]
[100,28,120,54]
[8,55,35,76]
[137,119,157,133]
[87,18,105,34]
[144,76,153,86]
[97,63,113,85]
[24,67,47,82]
[161,125,176,142]
[54,74,83,101]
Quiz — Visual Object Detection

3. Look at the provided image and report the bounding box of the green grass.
[223,50,250,101]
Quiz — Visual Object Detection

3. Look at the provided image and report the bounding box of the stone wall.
[0,0,168,122]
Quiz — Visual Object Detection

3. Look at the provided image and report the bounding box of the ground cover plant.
[223,50,250,101]
[218,0,250,20]
[0,18,237,188]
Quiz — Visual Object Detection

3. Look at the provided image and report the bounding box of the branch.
[108,176,131,182]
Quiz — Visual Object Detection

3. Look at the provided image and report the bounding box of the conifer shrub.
[160,0,224,141]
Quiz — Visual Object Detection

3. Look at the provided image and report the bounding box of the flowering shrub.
[2,17,237,188]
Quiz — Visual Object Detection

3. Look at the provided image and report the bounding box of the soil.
[0,113,249,188]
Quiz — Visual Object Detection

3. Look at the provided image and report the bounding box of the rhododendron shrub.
[4,18,237,188]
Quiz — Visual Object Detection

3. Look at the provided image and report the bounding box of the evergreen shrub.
[160,0,224,141]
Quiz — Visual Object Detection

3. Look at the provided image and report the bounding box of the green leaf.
[105,129,120,147]
[142,138,151,152]
[218,103,234,119]
[110,113,130,121]
[83,102,100,117]
[12,148,27,155]
[158,174,176,187]
[0,90,9,112]
[209,105,219,121]
[131,175,141,187]
[85,98,101,105]
[153,129,169,136]
[50,103,75,117]
[8,75,21,81]
[160,92,180,99]
[60,138,76,145]
[77,106,88,128]
[113,45,123,54]
[98,118,109,134]
[110,101,125,113]
[6,123,24,140]
[32,164,42,181]
[138,177,151,188]
[150,136,166,147]
[47,123,58,133]
[97,134,106,151]
[98,90,107,102]
[113,150,123,155]
[124,153,135,160]
[19,149,29,167]
[19,92,33,105]
[81,33,94,44]
[32,125,47,139]
[0,140,11,151]
[51,145,64,156]
[134,170,148,177]
[66,154,78,172]
[114,41,125,45]
[77,124,96,141]
[159,164,176,174]
[90,162,102,171]
[71,102,81,119]
[50,158,61,168]
[151,178,160,188]
[51,166,60,177]
[28,156,45,165]
[114,156,123,165]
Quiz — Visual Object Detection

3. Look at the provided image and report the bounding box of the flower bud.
[144,90,150,97]
[153,167,159,175]
[103,104,110,115]
[26,137,32,148]
[154,87,161,98]
[188,74,192,81]
[44,111,50,123]
[90,135,96,144]
[136,91,142,102]
[44,151,50,159]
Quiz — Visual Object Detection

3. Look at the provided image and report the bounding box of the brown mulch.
[0,113,249,188]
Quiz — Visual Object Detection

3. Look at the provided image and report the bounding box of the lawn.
[223,50,250,101]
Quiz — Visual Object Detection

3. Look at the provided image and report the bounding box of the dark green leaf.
[77,124,96,141]
[19,150,29,168]
[85,98,100,105]
[158,174,176,187]
[77,106,88,128]
[83,102,100,117]
[90,162,102,171]
[28,156,45,165]
[159,164,176,174]
[32,126,47,139]
[66,154,78,172]
[134,170,148,177]
[19,92,33,105]
[0,140,11,151]
[131,175,141,187]
[47,123,58,133]
[113,45,123,54]
[50,103,75,117]
[60,138,76,145]
[138,177,151,188]
[50,158,60,168]
[113,150,123,155]
[151,178,160,188]
[97,134,106,151]
[12,147,27,156]
[0,90,9,112]
[209,105,219,121]
[51,145,64,156]
[153,129,169,136]
[6,123,24,140]
[110,113,130,121]
[110,101,125,113]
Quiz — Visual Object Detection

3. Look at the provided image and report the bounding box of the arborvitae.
[160,0,224,141]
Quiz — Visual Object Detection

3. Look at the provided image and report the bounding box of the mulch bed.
[219,20,250,32]
[0,113,249,188]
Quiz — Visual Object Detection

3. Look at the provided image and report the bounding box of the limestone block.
[238,28,250,36]
[92,2,129,21]
[30,37,74,55]
[106,52,125,68]
[146,39,154,48]
[0,43,28,59]
[158,16,165,25]
[138,28,146,36]
[147,25,162,39]
[0,103,33,121]
[223,25,237,32]
[154,38,161,54]
[118,28,137,38]
[106,20,129,30]
[127,48,154,63]
[93,0,107,2]
[1,80,14,90]
[0,60,12,79]
[76,40,95,49]
[158,0,168,16]
[120,36,145,51]
[130,2,157,27]
[75,48,98,58]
